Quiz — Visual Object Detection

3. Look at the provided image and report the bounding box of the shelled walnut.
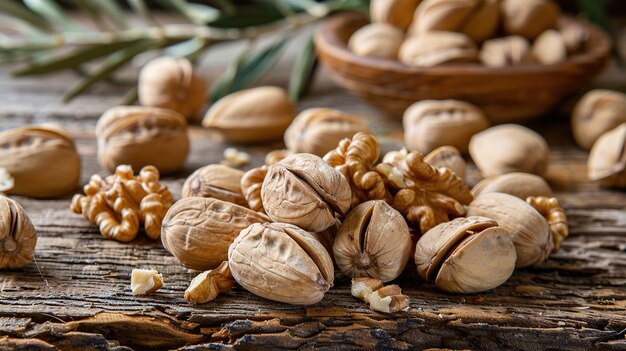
[284,108,370,156]
[471,172,553,199]
[0,124,80,198]
[501,0,560,40]
[161,197,269,271]
[138,57,207,120]
[202,86,297,143]
[348,23,405,59]
[411,0,500,43]
[351,278,409,313]
[370,0,420,30]
[182,164,247,206]
[527,196,568,252]
[131,269,163,296]
[71,165,173,242]
[572,90,626,150]
[414,216,516,293]
[185,261,235,304]
[399,31,478,67]
[0,195,37,269]
[229,222,334,305]
[375,149,473,233]
[96,106,189,174]
[587,123,626,188]
[466,192,553,268]
[334,201,412,282]
[261,153,351,232]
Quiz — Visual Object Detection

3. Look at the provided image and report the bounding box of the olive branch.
[0,0,369,103]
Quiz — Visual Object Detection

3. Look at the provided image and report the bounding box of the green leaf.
[156,0,220,25]
[71,0,106,29]
[288,33,318,102]
[208,2,285,28]
[62,40,158,102]
[0,1,50,32]
[23,0,83,32]
[13,39,145,76]
[121,86,139,105]
[165,38,208,59]
[84,0,131,29]
[210,34,290,101]
[577,0,622,65]
[127,0,158,26]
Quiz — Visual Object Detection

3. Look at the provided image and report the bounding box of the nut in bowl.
[314,12,610,122]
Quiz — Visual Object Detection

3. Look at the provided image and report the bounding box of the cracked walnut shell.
[229,222,334,305]
[0,124,80,198]
[185,261,235,303]
[262,153,351,232]
[0,196,37,269]
[588,123,626,188]
[334,200,412,283]
[161,197,269,271]
[96,106,189,175]
[414,216,516,293]
[572,90,626,150]
[182,164,247,207]
[138,56,207,120]
[71,165,173,242]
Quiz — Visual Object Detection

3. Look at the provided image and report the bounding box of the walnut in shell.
[480,36,533,67]
[0,196,37,269]
[532,29,567,65]
[414,216,516,293]
[399,31,478,67]
[202,86,297,143]
[501,0,560,40]
[182,164,247,207]
[466,192,553,268]
[96,106,189,174]
[370,0,421,30]
[284,108,370,157]
[588,123,626,188]
[0,125,80,198]
[138,57,207,120]
[161,197,269,271]
[348,23,405,59]
[228,222,334,305]
[571,89,626,150]
[403,99,489,154]
[423,146,467,180]
[333,200,412,283]
[471,172,553,199]
[261,153,351,232]
[71,165,173,242]
[469,124,549,177]
[411,0,500,43]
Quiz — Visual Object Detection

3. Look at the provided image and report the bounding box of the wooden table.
[0,29,625,351]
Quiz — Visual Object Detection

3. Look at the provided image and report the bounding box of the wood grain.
[0,29,625,351]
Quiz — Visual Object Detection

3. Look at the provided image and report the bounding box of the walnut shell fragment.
[261,153,351,232]
[367,284,410,313]
[0,196,37,269]
[334,201,412,282]
[527,196,568,253]
[228,222,334,305]
[414,216,516,293]
[71,165,173,242]
[182,164,247,207]
[240,166,268,213]
[161,197,269,271]
[185,261,235,304]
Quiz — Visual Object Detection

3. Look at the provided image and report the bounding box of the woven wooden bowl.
[314,12,611,122]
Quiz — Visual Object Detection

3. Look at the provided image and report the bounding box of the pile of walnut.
[351,0,585,67]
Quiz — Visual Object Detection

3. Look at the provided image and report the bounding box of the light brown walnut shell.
[348,23,405,59]
[71,165,173,242]
[480,35,533,67]
[240,166,267,213]
[471,172,553,199]
[370,0,421,30]
[423,146,467,180]
[184,261,235,304]
[501,0,560,40]
[399,31,478,67]
[588,123,626,188]
[0,196,37,269]
[182,164,247,207]
[572,90,626,150]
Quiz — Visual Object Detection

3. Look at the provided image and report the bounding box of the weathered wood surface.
[0,26,625,351]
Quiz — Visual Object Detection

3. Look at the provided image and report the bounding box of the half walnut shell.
[414,216,516,294]
[228,222,334,305]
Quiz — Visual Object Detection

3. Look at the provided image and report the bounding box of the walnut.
[471,172,553,199]
[411,0,500,43]
[351,277,384,302]
[228,222,334,305]
[323,132,390,208]
[70,165,173,242]
[527,196,568,253]
[0,124,81,198]
[375,150,473,234]
[161,197,269,271]
[184,261,235,304]
[0,168,14,194]
[265,149,293,166]
[96,106,189,175]
[571,89,626,150]
[588,123,626,188]
[501,0,560,40]
[480,36,534,67]
[138,56,207,120]
[532,29,567,65]
[131,269,163,296]
[0,195,37,269]
[284,108,370,157]
[423,146,467,180]
[370,0,420,30]
[240,166,268,213]
[202,86,297,143]
[351,279,409,313]
[182,164,247,207]
[399,31,478,67]
[348,23,405,59]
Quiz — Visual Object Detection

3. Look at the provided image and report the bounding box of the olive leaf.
[576,0,622,65]
[0,1,51,32]
[156,0,220,25]
[210,34,290,101]
[288,33,318,102]
[23,0,83,32]
[83,0,131,29]
[126,0,159,26]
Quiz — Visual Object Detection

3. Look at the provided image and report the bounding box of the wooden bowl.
[314,12,611,122]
